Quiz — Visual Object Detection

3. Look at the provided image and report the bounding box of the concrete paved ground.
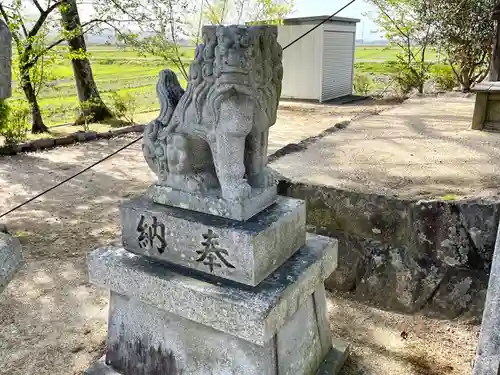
[268,100,387,154]
[271,95,500,200]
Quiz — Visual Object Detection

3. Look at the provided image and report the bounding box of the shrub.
[0,101,29,146]
[394,72,416,96]
[79,99,100,132]
[430,65,458,91]
[394,66,422,95]
[392,56,430,96]
[110,91,138,125]
[0,100,8,129]
[353,73,374,96]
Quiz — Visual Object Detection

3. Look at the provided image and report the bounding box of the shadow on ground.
[0,136,151,375]
[330,291,477,375]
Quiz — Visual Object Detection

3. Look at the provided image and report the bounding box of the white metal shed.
[277,16,360,102]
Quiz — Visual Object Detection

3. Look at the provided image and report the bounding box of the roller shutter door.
[321,31,355,102]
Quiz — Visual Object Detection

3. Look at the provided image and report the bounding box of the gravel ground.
[332,291,479,375]
[0,100,480,375]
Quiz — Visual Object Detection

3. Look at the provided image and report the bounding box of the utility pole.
[361,21,364,45]
[489,1,500,81]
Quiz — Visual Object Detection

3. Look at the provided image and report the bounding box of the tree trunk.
[60,0,113,125]
[461,68,472,92]
[20,67,48,133]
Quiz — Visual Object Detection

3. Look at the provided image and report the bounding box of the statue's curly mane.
[174,26,282,128]
[176,40,215,126]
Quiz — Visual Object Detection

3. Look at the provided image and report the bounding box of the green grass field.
[9,45,195,127]
[8,44,445,128]
[355,45,442,61]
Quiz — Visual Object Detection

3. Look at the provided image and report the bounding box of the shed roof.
[283,15,360,25]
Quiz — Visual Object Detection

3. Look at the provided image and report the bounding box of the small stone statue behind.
[0,19,12,100]
[143,25,283,220]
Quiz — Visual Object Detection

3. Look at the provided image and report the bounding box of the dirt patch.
[0,135,149,375]
[331,291,478,375]
[0,99,478,375]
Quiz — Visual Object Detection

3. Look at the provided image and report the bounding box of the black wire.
[0,0,358,219]
[282,0,358,50]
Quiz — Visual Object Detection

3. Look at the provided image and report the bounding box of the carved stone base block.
[85,234,348,375]
[472,82,500,131]
[0,233,23,293]
[147,183,278,221]
[120,196,305,286]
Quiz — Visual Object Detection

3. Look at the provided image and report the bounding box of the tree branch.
[29,0,64,39]
[221,0,228,24]
[195,0,205,44]
[0,4,9,28]
[449,63,462,86]
[374,1,410,39]
[236,0,247,24]
[29,18,103,67]
[32,0,44,13]
[102,0,144,25]
[14,8,29,37]
[168,0,188,80]
[204,0,221,24]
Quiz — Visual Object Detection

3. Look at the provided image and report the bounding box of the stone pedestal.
[471,82,500,131]
[85,198,349,375]
[473,3,500,132]
[86,234,346,375]
[85,24,348,375]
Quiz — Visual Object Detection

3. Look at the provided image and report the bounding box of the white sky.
[35,0,383,42]
[293,0,382,41]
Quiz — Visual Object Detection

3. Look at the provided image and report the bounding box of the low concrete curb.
[0,124,145,156]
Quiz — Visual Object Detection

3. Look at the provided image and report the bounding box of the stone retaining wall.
[278,179,499,319]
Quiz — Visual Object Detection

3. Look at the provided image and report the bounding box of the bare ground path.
[272,95,500,199]
[0,99,478,375]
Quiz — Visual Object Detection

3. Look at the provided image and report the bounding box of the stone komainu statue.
[143,25,283,202]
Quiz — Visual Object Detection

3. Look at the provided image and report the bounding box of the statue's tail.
[156,69,185,127]
[142,70,185,176]
[142,119,162,175]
